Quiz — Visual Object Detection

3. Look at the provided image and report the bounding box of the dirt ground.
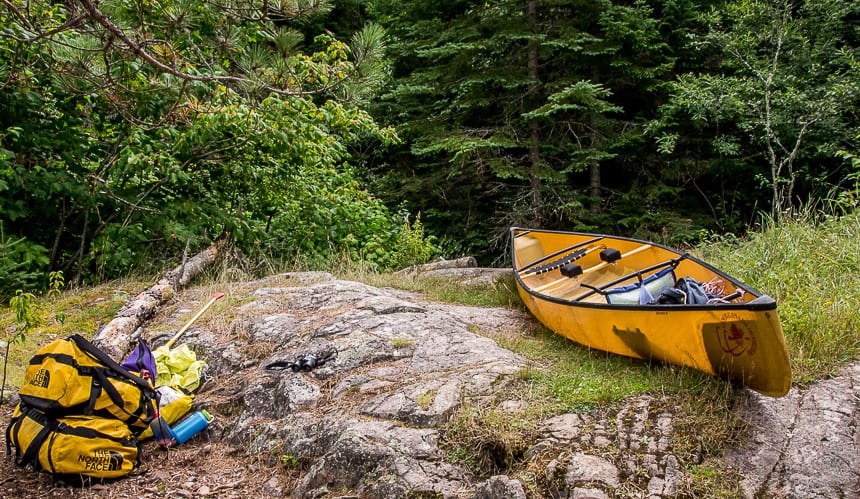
[1,403,288,499]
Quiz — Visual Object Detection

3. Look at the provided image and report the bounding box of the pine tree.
[368,0,684,256]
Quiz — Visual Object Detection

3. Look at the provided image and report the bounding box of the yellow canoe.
[511,227,792,397]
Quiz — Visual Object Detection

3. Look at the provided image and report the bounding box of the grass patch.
[680,458,745,498]
[499,327,729,410]
[672,384,746,497]
[1,279,146,397]
[391,338,415,349]
[417,389,437,411]
[700,211,860,383]
[442,401,541,475]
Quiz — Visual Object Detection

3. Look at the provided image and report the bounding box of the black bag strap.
[49,420,137,446]
[11,407,57,470]
[69,334,158,426]
[5,411,20,459]
[91,367,126,412]
[67,334,154,394]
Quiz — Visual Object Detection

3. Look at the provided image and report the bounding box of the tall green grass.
[699,211,860,383]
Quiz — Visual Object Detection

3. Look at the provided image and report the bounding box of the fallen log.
[91,238,227,360]
[396,256,478,275]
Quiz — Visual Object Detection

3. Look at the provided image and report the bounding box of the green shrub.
[0,223,50,300]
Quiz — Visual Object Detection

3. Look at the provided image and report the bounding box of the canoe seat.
[560,263,583,277]
[516,236,544,269]
[600,248,621,263]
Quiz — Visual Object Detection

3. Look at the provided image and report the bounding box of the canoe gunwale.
[521,287,778,312]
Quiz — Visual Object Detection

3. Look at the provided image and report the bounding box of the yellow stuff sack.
[6,406,139,479]
[17,334,158,433]
[138,385,194,441]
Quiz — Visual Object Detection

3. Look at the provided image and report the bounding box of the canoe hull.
[512,227,791,397]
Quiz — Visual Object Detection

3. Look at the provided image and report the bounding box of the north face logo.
[79,449,124,472]
[28,368,50,388]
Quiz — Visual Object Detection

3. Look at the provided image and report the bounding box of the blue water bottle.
[170,410,213,445]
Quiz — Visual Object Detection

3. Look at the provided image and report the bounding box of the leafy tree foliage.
[653,0,860,219]
[3,0,858,285]
[0,0,434,296]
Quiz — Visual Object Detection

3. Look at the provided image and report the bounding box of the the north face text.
[28,368,50,388]
[79,450,123,472]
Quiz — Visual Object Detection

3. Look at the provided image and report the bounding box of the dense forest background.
[1,0,858,297]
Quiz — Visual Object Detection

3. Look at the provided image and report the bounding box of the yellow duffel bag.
[6,405,139,479]
[16,334,157,434]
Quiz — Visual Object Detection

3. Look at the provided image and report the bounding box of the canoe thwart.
[572,255,687,302]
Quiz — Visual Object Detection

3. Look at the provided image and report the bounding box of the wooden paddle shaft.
[165,292,225,349]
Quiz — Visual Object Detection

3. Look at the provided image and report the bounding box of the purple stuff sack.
[122,337,157,379]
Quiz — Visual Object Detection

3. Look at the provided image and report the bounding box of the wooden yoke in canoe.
[531,243,655,294]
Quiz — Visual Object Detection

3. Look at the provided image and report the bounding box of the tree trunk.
[590,162,601,215]
[91,237,228,360]
[396,256,477,275]
[590,66,602,215]
[527,0,543,222]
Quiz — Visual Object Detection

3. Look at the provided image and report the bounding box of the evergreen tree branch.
[0,0,87,42]
[64,0,345,97]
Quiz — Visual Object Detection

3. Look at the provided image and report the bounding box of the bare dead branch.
[92,175,162,214]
